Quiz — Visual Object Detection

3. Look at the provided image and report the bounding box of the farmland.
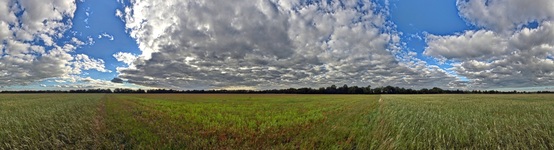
[1,94,553,149]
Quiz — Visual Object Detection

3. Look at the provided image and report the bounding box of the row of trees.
[1,85,553,94]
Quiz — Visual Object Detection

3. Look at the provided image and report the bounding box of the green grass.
[378,94,554,149]
[1,94,554,149]
[103,94,379,149]
[0,94,104,149]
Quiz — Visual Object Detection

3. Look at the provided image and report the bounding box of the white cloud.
[98,32,114,40]
[0,0,109,87]
[72,54,111,73]
[426,20,554,89]
[0,21,10,41]
[18,0,77,40]
[71,37,85,45]
[87,36,95,45]
[425,30,508,60]
[457,0,554,32]
[113,52,138,66]
[117,0,460,89]
[115,9,124,22]
[424,0,554,89]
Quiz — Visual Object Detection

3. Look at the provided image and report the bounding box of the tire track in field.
[92,94,107,148]
[378,95,384,111]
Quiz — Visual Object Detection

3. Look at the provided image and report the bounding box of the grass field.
[1,94,553,149]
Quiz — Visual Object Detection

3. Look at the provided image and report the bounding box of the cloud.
[425,30,508,60]
[113,52,138,66]
[42,76,150,90]
[111,77,124,83]
[116,0,461,89]
[72,54,111,73]
[98,32,114,40]
[457,0,554,32]
[425,0,554,89]
[450,23,554,88]
[0,0,109,87]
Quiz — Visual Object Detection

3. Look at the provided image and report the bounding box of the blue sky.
[388,0,479,82]
[1,0,554,91]
[71,0,139,80]
[390,0,470,68]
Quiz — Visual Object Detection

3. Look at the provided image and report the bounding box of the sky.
[0,0,554,91]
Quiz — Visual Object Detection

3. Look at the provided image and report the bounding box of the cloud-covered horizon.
[1,0,553,90]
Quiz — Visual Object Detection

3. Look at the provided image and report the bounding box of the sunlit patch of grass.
[104,94,380,149]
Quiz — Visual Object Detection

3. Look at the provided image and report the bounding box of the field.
[1,94,553,149]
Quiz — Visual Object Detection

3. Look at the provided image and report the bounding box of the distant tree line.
[1,85,553,94]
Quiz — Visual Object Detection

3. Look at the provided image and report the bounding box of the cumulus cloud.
[113,52,138,66]
[116,0,460,89]
[425,30,508,60]
[0,0,109,87]
[72,54,111,73]
[425,0,554,89]
[457,0,554,32]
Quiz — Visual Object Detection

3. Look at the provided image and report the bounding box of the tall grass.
[0,94,103,149]
[379,94,554,149]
